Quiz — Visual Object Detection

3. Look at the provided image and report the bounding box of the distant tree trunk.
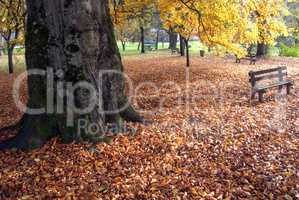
[140,26,145,53]
[7,46,14,74]
[155,29,160,50]
[256,43,268,57]
[168,30,178,50]
[185,39,190,67]
[0,0,143,150]
[5,29,19,74]
[179,35,185,56]
[121,40,126,51]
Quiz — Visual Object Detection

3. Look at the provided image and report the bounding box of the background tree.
[282,0,299,46]
[159,0,288,58]
[115,18,139,51]
[0,0,143,150]
[247,0,288,57]
[111,0,156,53]
[0,0,26,74]
[151,10,163,50]
[168,28,178,50]
[160,2,197,66]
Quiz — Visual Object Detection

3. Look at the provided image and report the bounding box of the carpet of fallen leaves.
[0,55,299,199]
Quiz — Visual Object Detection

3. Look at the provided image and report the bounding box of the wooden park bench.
[236,54,257,65]
[171,45,192,54]
[171,48,180,54]
[144,41,156,51]
[249,66,294,102]
[144,44,154,51]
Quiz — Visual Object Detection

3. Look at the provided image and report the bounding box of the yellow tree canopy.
[115,17,139,43]
[0,0,26,47]
[110,0,156,26]
[246,0,288,45]
[159,1,197,40]
[159,0,288,57]
[286,0,299,38]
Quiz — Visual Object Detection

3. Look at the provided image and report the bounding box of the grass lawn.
[0,54,26,74]
[281,45,299,57]
[0,41,205,73]
[118,41,206,56]
[0,42,297,73]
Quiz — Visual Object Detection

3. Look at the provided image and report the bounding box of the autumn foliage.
[0,55,299,199]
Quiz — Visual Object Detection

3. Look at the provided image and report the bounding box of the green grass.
[1,47,25,55]
[280,44,299,57]
[0,41,205,73]
[118,41,206,56]
[1,41,298,73]
[0,54,26,73]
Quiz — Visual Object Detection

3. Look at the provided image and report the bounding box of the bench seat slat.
[254,80,294,92]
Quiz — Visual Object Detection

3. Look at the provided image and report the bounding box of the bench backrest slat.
[249,66,286,76]
[250,72,287,82]
[248,66,288,88]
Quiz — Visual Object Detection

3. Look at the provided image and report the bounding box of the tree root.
[0,101,149,151]
[0,117,26,150]
[0,114,59,150]
[84,134,113,144]
[0,118,23,134]
[0,138,17,150]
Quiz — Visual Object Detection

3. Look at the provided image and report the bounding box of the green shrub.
[267,46,281,57]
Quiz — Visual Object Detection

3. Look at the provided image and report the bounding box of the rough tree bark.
[0,0,143,150]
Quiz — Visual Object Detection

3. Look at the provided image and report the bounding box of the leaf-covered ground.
[0,55,299,199]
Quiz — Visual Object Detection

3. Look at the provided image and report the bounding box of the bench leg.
[258,91,264,102]
[278,85,283,93]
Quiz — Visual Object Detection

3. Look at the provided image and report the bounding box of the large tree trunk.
[7,46,14,74]
[140,26,145,53]
[0,0,143,150]
[256,43,268,57]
